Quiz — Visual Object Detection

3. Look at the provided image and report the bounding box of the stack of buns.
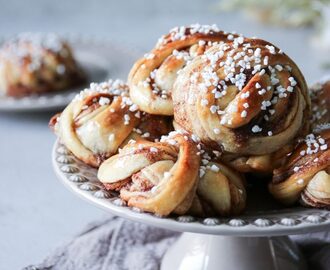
[50,24,330,216]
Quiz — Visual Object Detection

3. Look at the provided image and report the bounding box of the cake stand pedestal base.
[161,233,306,270]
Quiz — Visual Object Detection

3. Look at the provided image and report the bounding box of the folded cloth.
[25,216,329,270]
[24,216,178,270]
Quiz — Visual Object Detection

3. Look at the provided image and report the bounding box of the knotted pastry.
[0,33,85,97]
[128,24,233,115]
[190,160,246,217]
[310,77,330,128]
[98,132,200,216]
[220,146,293,174]
[49,80,172,167]
[269,125,330,209]
[173,33,310,173]
[98,132,246,216]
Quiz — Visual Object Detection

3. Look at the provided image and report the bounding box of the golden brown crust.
[269,126,330,209]
[98,131,246,217]
[98,132,200,216]
[223,143,294,173]
[189,161,246,216]
[172,34,310,173]
[128,25,238,115]
[49,80,172,168]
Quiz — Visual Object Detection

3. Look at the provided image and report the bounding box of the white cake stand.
[52,140,330,270]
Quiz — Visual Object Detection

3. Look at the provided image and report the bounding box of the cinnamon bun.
[98,132,246,216]
[128,24,236,115]
[0,33,85,97]
[98,132,200,216]
[269,125,330,209]
[50,80,172,167]
[173,33,310,173]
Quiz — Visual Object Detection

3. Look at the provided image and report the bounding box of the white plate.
[52,140,330,237]
[0,36,140,112]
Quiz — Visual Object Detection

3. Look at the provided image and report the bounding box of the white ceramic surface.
[0,36,139,112]
[52,140,330,237]
[52,140,322,269]
[161,233,306,270]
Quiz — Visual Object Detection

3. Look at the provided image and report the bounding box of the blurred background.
[0,0,329,269]
[0,0,329,82]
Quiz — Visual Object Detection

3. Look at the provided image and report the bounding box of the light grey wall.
[0,0,326,83]
[0,0,217,44]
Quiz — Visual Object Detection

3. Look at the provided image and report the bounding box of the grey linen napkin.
[25,216,329,270]
[25,216,178,270]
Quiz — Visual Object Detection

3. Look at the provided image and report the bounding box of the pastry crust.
[222,143,294,173]
[98,131,246,216]
[98,132,200,216]
[49,80,172,167]
[48,24,330,216]
[172,33,310,172]
[269,125,330,209]
[0,33,85,97]
[190,161,246,216]
[128,24,237,115]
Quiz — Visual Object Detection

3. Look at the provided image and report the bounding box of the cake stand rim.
[52,140,330,237]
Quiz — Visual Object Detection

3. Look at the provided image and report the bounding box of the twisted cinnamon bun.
[98,132,200,216]
[0,33,85,97]
[128,24,234,115]
[190,161,246,217]
[310,77,330,128]
[269,125,330,209]
[98,132,246,216]
[173,33,310,173]
[49,80,172,167]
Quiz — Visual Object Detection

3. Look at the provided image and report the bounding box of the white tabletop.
[0,0,328,269]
